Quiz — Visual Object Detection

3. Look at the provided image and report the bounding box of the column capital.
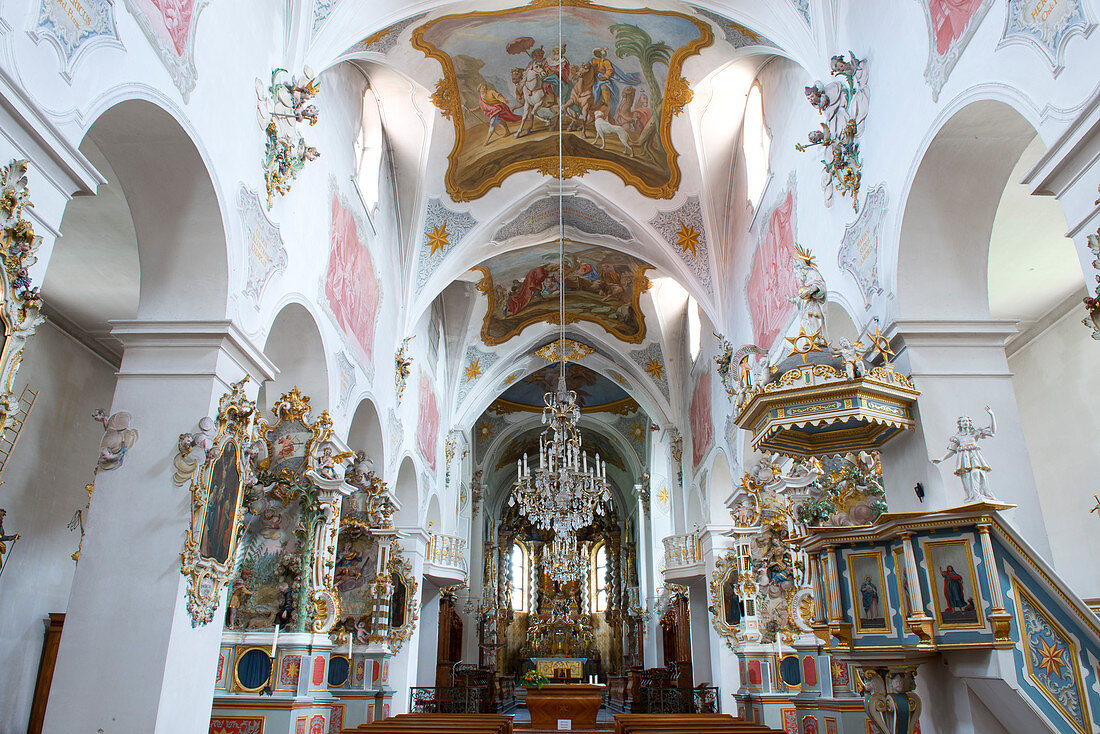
[109,319,277,385]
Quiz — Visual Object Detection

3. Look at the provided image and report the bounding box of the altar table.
[525,684,605,729]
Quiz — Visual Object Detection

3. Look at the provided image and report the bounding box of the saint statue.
[786,244,827,340]
[932,406,997,503]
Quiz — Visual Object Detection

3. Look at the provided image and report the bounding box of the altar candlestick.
[271,624,279,657]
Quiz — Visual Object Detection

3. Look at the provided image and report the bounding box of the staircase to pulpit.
[800,502,1100,734]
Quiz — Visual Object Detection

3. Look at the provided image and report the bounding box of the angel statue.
[786,244,828,340]
[932,407,997,504]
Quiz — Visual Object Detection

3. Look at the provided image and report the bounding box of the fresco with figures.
[747,188,798,349]
[417,375,440,471]
[690,372,712,468]
[227,498,302,630]
[324,192,381,364]
[412,2,711,200]
[474,244,651,346]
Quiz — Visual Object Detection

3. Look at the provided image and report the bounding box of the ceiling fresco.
[494,363,634,413]
[473,243,651,346]
[411,2,712,200]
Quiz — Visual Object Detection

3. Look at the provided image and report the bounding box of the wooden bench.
[350,713,513,734]
[614,713,779,734]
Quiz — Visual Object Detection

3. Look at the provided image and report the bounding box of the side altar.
[531,657,587,681]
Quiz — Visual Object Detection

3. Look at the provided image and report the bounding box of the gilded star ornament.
[502,372,519,386]
[645,357,665,380]
[426,223,450,256]
[830,660,846,679]
[676,221,701,256]
[629,419,647,443]
[868,326,894,364]
[465,358,483,382]
[1034,637,1068,679]
[785,326,828,363]
[477,418,494,440]
[656,486,670,506]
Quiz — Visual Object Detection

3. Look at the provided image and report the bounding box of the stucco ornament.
[1082,228,1100,339]
[796,53,868,211]
[932,407,998,504]
[92,409,139,471]
[395,336,413,405]
[0,160,46,434]
[862,667,921,734]
[256,68,321,207]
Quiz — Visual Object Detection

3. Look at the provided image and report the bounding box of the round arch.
[393,455,420,527]
[346,396,386,468]
[261,302,330,414]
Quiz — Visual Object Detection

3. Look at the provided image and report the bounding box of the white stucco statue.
[786,245,828,340]
[932,407,998,504]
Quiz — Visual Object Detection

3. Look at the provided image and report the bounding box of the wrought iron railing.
[641,686,720,714]
[409,686,487,714]
[662,533,702,569]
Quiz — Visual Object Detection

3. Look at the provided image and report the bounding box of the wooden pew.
[614,713,779,734]
[350,712,513,734]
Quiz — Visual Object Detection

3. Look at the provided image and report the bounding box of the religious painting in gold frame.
[256,387,333,480]
[181,378,256,627]
[410,1,712,201]
[384,541,420,653]
[846,550,891,635]
[708,549,741,643]
[924,537,985,631]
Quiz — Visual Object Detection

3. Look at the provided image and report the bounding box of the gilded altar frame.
[709,549,742,645]
[180,378,256,626]
[384,541,420,653]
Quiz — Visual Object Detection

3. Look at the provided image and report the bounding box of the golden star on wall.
[502,372,519,386]
[465,358,483,382]
[1035,638,1068,679]
[426,223,450,256]
[676,221,701,256]
[477,418,494,440]
[868,326,895,364]
[629,419,646,442]
[645,357,664,380]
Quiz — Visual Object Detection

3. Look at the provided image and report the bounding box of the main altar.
[531,657,587,680]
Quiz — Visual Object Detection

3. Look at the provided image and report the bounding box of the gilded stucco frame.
[180,378,255,627]
[384,541,420,653]
[410,0,713,201]
[845,549,892,635]
[924,537,986,632]
[708,549,741,645]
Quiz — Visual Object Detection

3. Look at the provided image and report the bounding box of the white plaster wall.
[0,322,117,734]
[1009,305,1100,601]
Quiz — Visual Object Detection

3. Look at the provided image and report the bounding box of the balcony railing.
[662,533,702,570]
[427,533,467,572]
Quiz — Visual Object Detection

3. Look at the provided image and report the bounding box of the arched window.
[354,86,383,212]
[743,83,770,209]
[510,543,527,612]
[687,297,701,362]
[591,542,608,613]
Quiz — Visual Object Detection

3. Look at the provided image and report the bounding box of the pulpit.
[524,684,605,729]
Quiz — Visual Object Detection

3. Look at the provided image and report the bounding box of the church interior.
[0,1,1098,733]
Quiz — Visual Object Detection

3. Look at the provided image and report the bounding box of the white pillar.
[43,321,275,734]
[417,580,441,686]
[881,320,1052,559]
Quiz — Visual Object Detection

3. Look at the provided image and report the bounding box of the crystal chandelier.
[508,0,610,579]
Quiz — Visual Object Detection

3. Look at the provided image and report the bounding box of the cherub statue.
[786,245,828,340]
[92,409,139,471]
[313,442,353,481]
[834,337,865,380]
[932,407,997,503]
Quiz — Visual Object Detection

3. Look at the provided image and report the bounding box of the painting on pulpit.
[925,538,984,630]
[846,551,890,634]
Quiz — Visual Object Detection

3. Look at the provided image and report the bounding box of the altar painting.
[412,3,712,201]
[199,441,243,565]
[747,189,798,349]
[474,244,651,346]
[925,538,984,629]
[229,500,303,629]
[333,526,378,639]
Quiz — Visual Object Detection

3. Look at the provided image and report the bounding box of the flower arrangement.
[521,670,550,689]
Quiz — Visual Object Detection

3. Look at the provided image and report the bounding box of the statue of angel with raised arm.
[932,406,997,504]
